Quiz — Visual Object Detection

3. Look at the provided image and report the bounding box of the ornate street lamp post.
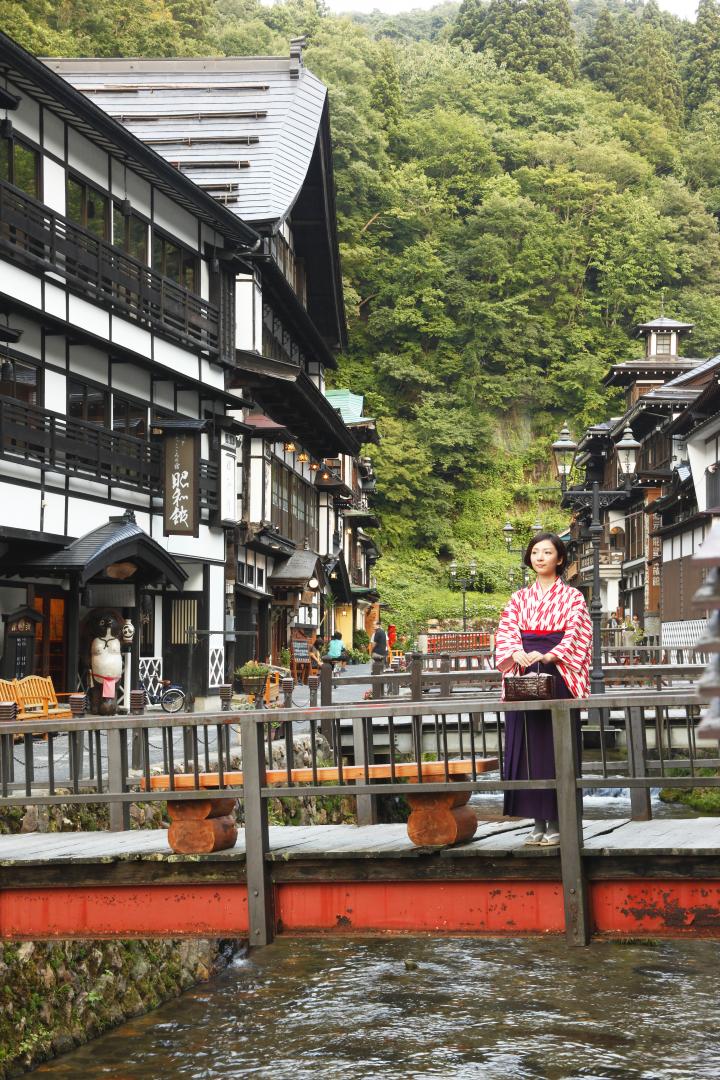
[503,520,542,587]
[552,423,641,697]
[449,559,477,631]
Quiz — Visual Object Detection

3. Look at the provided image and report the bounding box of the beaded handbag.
[504,665,555,702]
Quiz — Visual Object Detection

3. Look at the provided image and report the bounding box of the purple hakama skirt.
[502,630,580,821]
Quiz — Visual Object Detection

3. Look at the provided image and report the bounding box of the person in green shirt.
[326,630,349,672]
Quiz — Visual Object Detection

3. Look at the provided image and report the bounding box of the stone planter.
[240,676,267,699]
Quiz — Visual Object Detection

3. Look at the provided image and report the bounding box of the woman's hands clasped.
[511,649,548,669]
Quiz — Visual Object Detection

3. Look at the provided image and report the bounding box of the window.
[270,457,318,548]
[113,396,147,439]
[238,561,245,584]
[66,176,109,239]
[0,138,40,199]
[0,355,39,405]
[113,205,148,263]
[152,231,198,292]
[656,333,672,355]
[256,567,264,589]
[246,564,255,585]
[68,379,108,425]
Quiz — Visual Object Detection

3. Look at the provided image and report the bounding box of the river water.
[35,934,720,1079]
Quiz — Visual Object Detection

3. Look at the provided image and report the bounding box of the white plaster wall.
[68,345,108,383]
[69,296,109,340]
[67,495,115,538]
[67,128,108,190]
[111,363,151,400]
[44,331,66,370]
[200,358,225,390]
[42,491,66,536]
[110,315,150,357]
[0,260,42,309]
[44,283,66,322]
[0,482,40,530]
[42,109,65,160]
[43,157,66,215]
[153,381,175,410]
[176,390,199,417]
[45,370,66,413]
[13,318,42,359]
[11,83,40,142]
[250,449,264,521]
[153,191,196,250]
[153,338,198,380]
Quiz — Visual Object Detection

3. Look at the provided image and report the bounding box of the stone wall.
[0,937,241,1077]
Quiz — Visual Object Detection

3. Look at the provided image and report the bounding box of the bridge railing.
[0,689,716,946]
[323,654,704,704]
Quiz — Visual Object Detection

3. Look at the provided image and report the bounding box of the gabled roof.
[267,548,324,589]
[18,510,186,589]
[49,53,326,225]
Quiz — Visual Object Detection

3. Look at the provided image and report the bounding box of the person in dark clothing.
[370,620,387,662]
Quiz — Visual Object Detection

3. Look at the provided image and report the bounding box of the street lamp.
[503,522,542,587]
[449,559,477,631]
[552,423,640,697]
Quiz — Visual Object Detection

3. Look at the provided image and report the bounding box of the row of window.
[0,358,160,438]
[1,136,198,292]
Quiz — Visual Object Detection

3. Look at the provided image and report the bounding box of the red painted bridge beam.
[1,880,719,939]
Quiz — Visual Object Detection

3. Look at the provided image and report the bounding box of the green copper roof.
[325,389,368,423]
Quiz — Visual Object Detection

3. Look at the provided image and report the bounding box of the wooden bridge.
[0,685,718,947]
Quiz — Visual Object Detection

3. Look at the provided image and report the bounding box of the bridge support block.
[167,798,238,854]
[406,788,477,847]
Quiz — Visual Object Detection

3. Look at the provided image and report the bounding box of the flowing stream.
[35,935,720,1079]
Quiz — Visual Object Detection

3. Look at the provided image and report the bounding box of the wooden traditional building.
[0,32,261,704]
[566,315,718,649]
[27,40,380,673]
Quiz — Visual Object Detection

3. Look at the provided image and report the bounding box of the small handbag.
[504,663,555,702]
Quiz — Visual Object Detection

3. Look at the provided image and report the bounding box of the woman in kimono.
[495,532,592,846]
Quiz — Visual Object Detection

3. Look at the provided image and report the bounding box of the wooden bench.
[0,676,73,723]
[144,756,499,854]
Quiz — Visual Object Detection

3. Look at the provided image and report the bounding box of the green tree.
[452,0,579,85]
[620,16,684,129]
[684,0,720,112]
[580,7,625,93]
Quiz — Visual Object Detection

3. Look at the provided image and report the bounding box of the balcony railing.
[0,394,218,509]
[0,181,221,358]
[270,232,307,307]
[579,550,624,573]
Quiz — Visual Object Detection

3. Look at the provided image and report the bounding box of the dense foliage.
[6,0,720,630]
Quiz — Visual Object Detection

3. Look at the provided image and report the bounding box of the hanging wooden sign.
[163,431,200,537]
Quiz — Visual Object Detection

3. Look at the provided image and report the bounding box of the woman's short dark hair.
[523,532,567,575]
[332,630,342,640]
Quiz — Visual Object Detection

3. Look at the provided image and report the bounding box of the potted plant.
[234,660,270,698]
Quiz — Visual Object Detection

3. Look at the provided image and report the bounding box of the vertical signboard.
[163,431,200,537]
[219,431,238,526]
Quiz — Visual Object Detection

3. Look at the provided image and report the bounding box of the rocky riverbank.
[0,937,241,1077]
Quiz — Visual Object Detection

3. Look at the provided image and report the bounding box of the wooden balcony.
[269,232,307,307]
[0,181,221,358]
[0,394,218,508]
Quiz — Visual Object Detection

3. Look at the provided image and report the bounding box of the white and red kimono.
[495,577,592,699]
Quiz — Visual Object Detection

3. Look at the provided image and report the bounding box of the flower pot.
[240,676,267,698]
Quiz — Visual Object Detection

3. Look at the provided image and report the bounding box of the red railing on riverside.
[426,631,491,653]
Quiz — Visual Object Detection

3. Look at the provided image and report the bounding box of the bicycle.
[139,677,186,714]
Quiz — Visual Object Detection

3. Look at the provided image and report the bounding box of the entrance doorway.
[32,589,67,688]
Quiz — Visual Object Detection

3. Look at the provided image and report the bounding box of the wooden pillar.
[628,705,652,821]
[240,715,274,947]
[552,703,590,946]
[65,574,80,694]
[410,652,423,701]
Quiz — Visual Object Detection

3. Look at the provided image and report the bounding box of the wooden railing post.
[240,715,274,947]
[319,662,333,747]
[410,652,423,701]
[106,726,130,831]
[440,652,452,698]
[628,705,652,821]
[371,659,385,699]
[353,715,378,827]
[552,703,590,946]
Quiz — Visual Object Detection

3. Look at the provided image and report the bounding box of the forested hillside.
[5,0,720,631]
